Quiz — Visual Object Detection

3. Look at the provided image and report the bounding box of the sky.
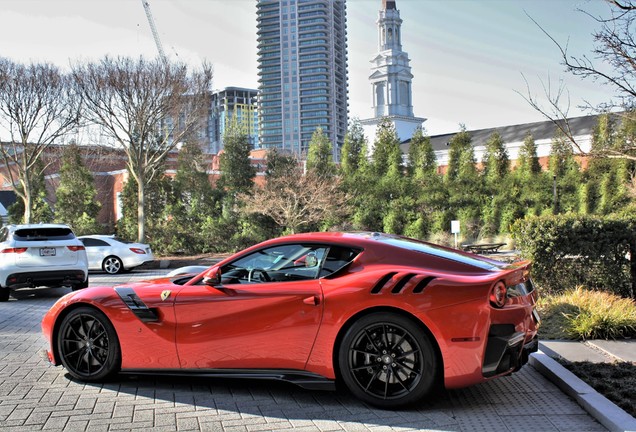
[0,0,615,136]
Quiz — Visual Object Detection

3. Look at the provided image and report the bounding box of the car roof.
[264,231,505,272]
[7,223,72,230]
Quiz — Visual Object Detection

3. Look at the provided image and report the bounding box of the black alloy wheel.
[338,312,437,408]
[57,307,120,381]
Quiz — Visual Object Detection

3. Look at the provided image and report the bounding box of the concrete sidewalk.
[530,340,636,432]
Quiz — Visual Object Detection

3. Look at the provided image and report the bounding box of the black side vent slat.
[371,272,397,294]
[391,273,416,294]
[412,276,436,294]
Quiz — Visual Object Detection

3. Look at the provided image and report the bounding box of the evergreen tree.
[371,118,402,177]
[517,133,542,176]
[219,118,256,194]
[406,127,443,239]
[55,144,101,235]
[584,113,635,215]
[266,148,299,180]
[512,133,551,218]
[157,142,222,254]
[482,131,509,183]
[306,127,336,177]
[446,125,472,182]
[117,170,170,245]
[340,118,368,177]
[548,131,581,214]
[408,127,436,179]
[445,127,484,238]
[480,131,510,236]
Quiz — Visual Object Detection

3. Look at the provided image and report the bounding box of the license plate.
[40,247,56,257]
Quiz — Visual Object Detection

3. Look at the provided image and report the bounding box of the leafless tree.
[0,58,81,223]
[241,162,349,234]
[521,0,636,160]
[71,56,212,242]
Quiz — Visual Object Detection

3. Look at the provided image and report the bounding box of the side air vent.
[371,273,435,294]
[412,276,436,294]
[391,273,416,293]
[115,287,159,322]
[370,272,397,294]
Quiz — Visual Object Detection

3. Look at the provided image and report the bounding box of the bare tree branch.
[0,58,80,222]
[71,56,212,241]
[241,163,349,234]
[522,1,636,161]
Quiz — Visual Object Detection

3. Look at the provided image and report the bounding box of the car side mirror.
[202,267,222,287]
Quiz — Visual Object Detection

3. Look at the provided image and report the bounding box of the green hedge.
[510,215,636,299]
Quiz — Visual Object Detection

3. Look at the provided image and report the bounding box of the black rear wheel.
[57,307,120,381]
[338,312,438,408]
[72,277,89,291]
[0,287,10,302]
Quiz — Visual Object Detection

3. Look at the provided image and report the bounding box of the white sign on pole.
[451,220,460,234]
[451,220,460,249]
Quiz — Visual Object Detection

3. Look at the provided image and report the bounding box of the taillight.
[1,247,28,254]
[67,245,85,252]
[490,282,508,308]
[130,248,146,254]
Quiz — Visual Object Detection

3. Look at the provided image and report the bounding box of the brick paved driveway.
[0,271,607,431]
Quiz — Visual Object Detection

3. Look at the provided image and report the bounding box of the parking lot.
[0,270,607,431]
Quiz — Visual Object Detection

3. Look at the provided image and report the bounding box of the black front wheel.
[338,312,438,408]
[57,307,120,381]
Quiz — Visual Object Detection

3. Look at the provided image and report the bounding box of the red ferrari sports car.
[41,232,540,408]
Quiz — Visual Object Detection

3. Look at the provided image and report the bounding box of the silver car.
[78,235,154,274]
[0,224,89,301]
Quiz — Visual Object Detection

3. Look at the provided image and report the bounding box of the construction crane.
[140,0,168,64]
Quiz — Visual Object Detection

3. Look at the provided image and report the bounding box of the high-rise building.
[207,87,259,154]
[256,0,348,158]
[361,0,425,144]
[166,87,258,155]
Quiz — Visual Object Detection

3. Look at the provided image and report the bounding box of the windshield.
[14,228,75,241]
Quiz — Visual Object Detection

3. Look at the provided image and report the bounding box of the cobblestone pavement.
[0,271,607,431]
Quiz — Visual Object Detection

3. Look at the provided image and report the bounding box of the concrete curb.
[530,350,636,432]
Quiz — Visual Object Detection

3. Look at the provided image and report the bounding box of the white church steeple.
[361,0,425,143]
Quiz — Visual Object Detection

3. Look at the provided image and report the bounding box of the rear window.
[14,228,75,241]
[379,236,503,271]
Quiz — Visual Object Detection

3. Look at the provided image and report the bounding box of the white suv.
[0,224,89,301]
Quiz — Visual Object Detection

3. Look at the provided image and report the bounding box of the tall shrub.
[511,214,636,298]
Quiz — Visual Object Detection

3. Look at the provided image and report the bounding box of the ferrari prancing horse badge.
[161,290,171,301]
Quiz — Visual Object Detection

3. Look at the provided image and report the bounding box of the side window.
[221,244,328,284]
[0,228,8,243]
[81,238,109,247]
[319,246,361,277]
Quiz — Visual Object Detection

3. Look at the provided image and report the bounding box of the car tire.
[57,306,120,381]
[0,287,10,302]
[73,277,89,291]
[102,256,123,274]
[337,312,438,409]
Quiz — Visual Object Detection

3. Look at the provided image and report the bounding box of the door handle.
[303,295,320,306]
